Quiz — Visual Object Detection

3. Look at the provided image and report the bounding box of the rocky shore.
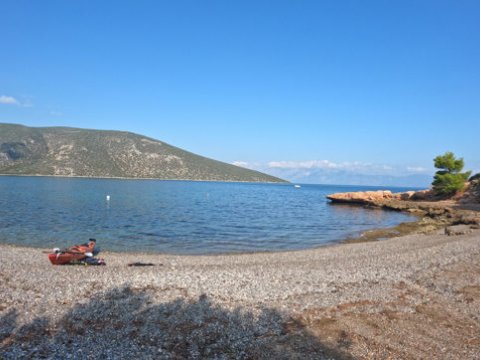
[1,185,479,359]
[327,187,480,240]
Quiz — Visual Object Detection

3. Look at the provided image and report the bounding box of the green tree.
[432,151,471,196]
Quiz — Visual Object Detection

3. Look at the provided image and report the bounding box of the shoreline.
[1,230,479,358]
[0,197,462,257]
[2,188,480,358]
[0,173,288,184]
[328,189,480,240]
[0,216,418,257]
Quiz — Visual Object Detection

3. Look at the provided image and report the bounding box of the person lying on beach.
[62,238,97,257]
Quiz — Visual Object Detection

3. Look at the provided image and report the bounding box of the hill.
[0,123,285,183]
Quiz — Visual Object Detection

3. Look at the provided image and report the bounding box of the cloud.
[232,159,432,187]
[0,95,19,105]
[232,161,266,171]
[234,159,389,177]
[266,160,394,174]
[268,160,340,169]
[406,166,429,173]
[232,161,250,168]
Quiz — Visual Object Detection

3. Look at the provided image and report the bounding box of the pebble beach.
[1,229,479,359]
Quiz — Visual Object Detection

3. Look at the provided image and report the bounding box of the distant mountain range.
[0,123,285,183]
[264,168,432,188]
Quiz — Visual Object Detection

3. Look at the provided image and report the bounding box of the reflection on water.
[0,177,417,254]
[328,202,398,223]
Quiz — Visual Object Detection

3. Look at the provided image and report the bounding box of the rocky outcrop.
[326,189,436,204]
[327,188,480,238]
[445,225,474,236]
[460,180,480,204]
[326,190,396,204]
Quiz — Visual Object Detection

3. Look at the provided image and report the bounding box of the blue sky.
[1,1,479,186]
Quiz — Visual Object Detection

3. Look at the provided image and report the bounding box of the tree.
[432,152,471,196]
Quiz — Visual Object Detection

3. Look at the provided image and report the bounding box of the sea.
[0,176,418,255]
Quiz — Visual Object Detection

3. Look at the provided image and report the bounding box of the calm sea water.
[0,176,417,254]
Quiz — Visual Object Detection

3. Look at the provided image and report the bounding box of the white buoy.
[106,195,110,201]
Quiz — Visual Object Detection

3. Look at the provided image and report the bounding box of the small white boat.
[294,185,301,188]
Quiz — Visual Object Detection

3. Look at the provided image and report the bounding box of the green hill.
[0,123,286,183]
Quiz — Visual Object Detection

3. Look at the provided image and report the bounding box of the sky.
[1,1,479,186]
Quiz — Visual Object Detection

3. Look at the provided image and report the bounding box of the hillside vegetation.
[0,123,285,183]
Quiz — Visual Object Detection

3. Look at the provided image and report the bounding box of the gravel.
[1,230,480,359]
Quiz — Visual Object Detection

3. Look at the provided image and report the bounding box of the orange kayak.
[48,251,88,265]
[47,239,97,265]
